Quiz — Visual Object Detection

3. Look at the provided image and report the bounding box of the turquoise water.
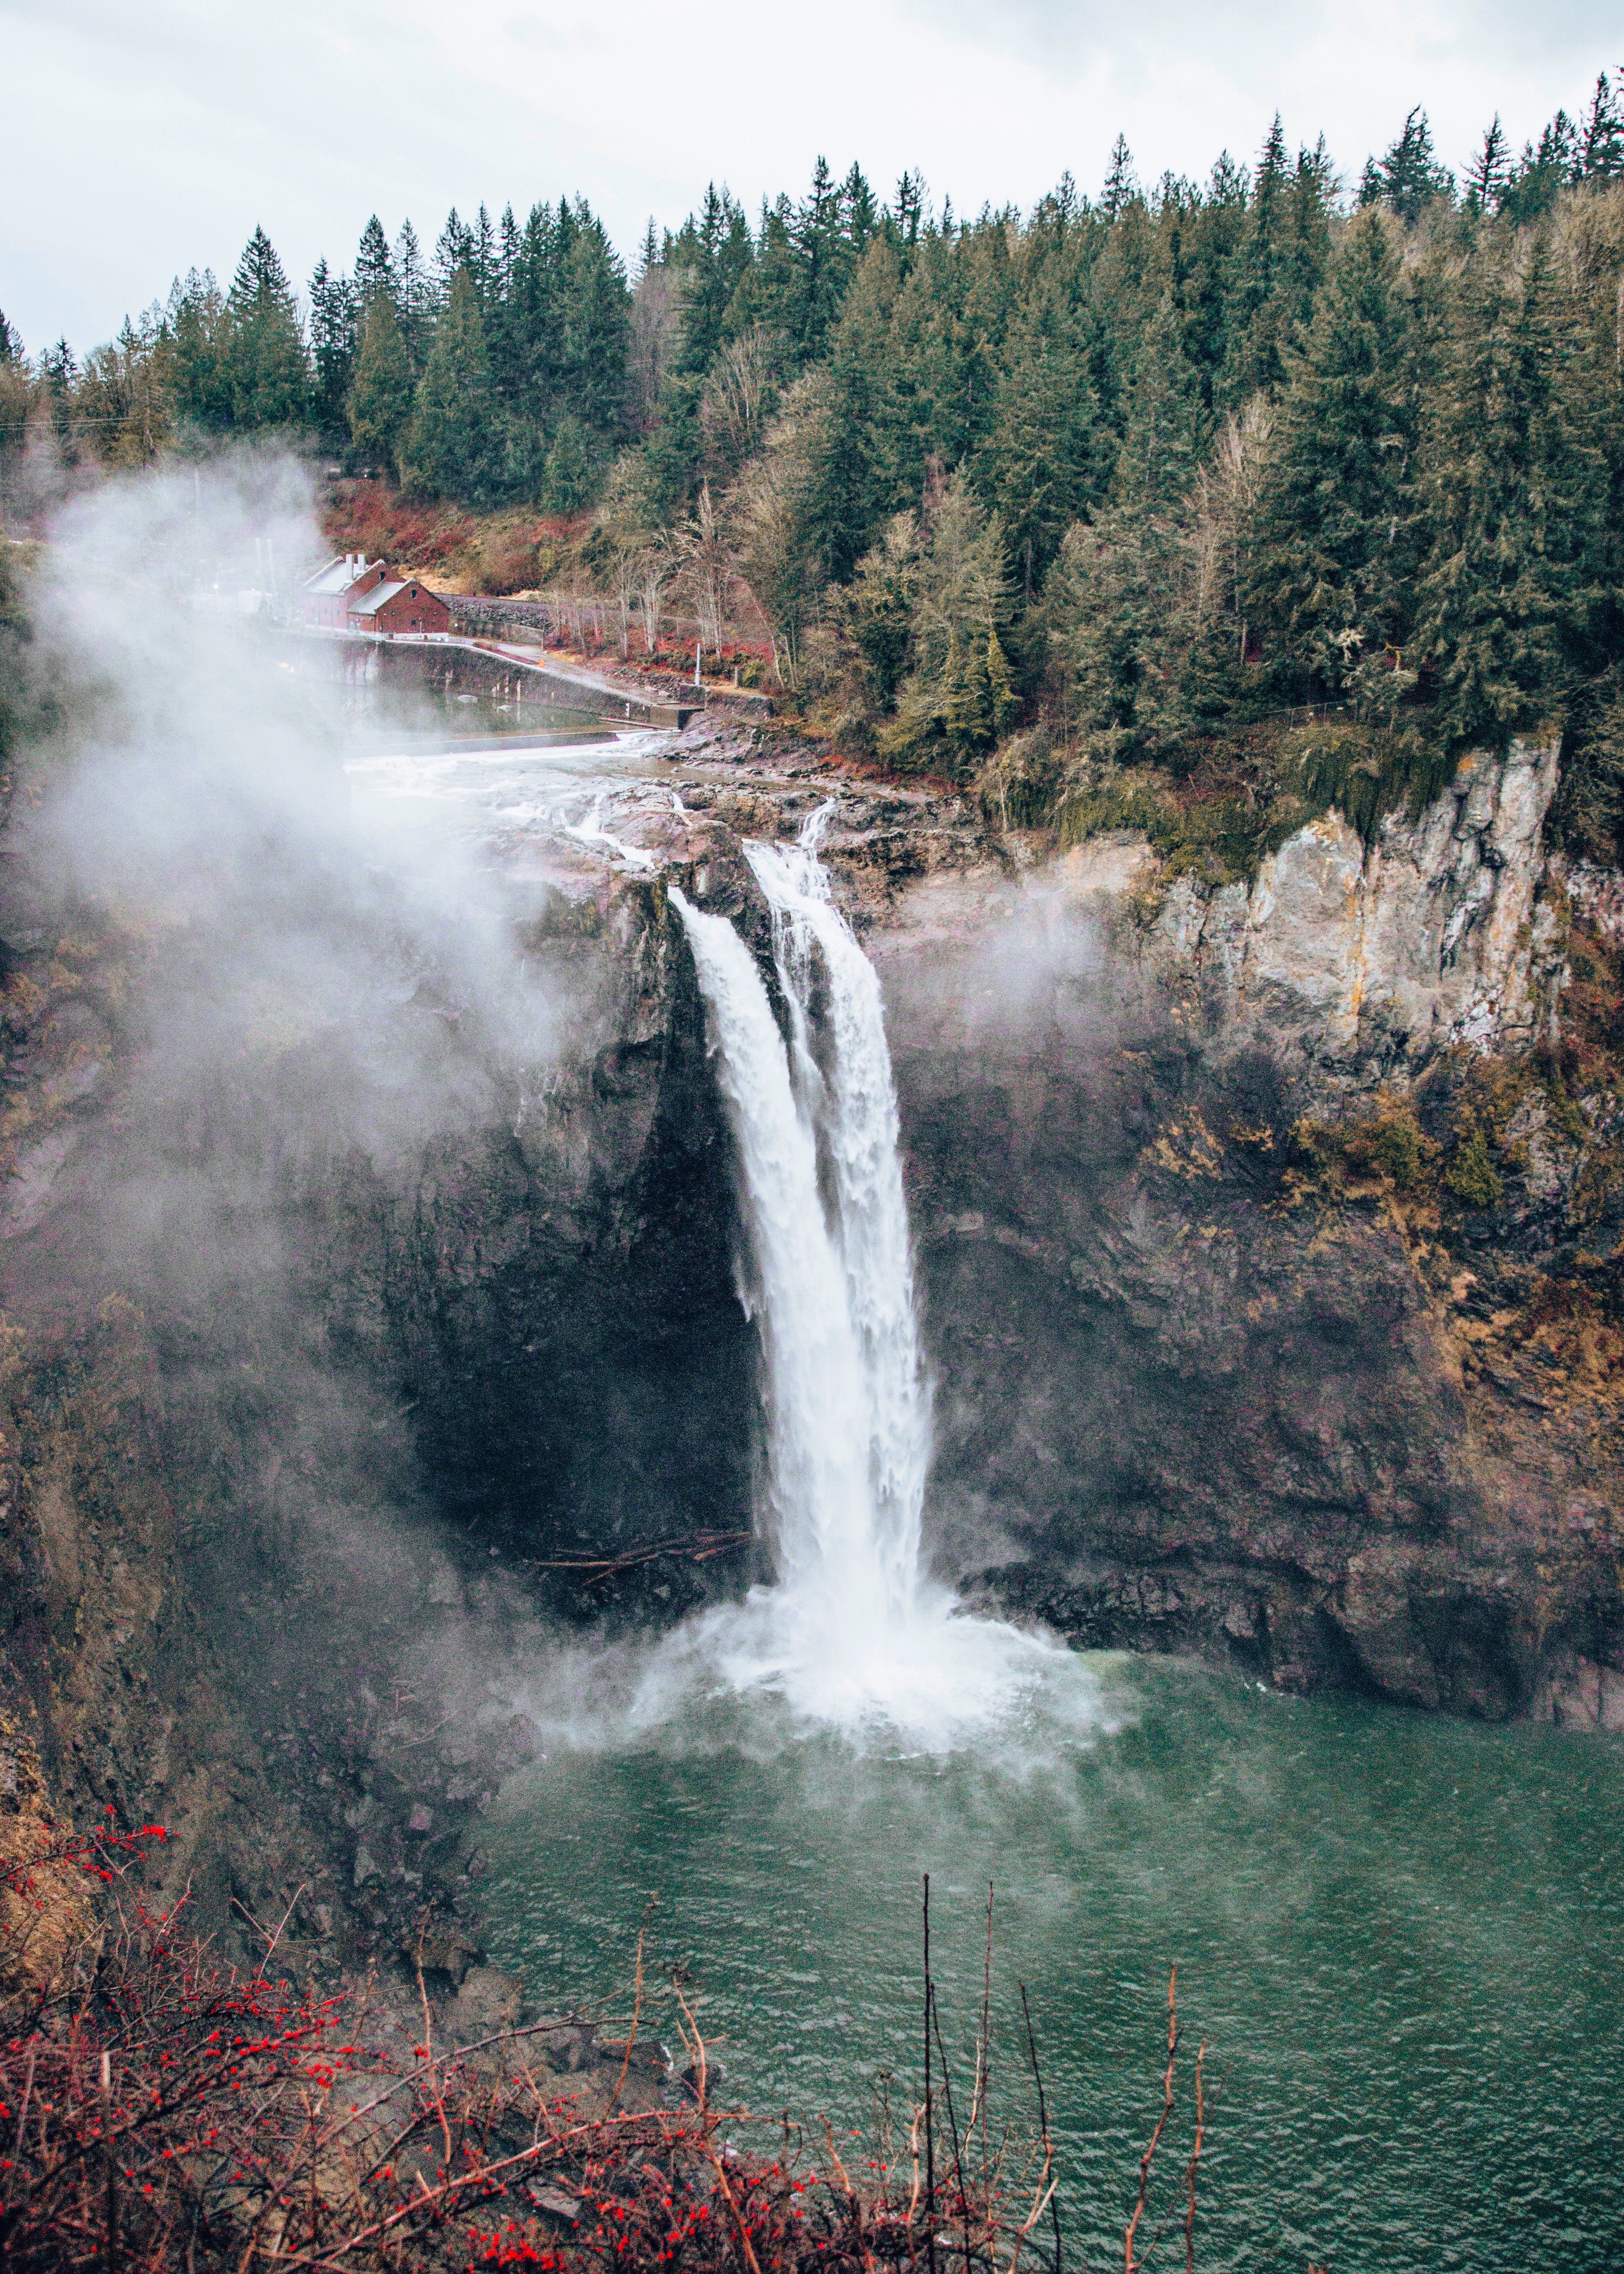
[481,1658,1624,2272]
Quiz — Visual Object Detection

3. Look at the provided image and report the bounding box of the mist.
[0,459,715,1789]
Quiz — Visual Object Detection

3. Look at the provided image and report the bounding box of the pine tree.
[224,226,308,428]
[1246,209,1422,696]
[348,294,414,473]
[308,259,357,442]
[353,216,397,316]
[400,266,500,503]
[1415,239,1604,747]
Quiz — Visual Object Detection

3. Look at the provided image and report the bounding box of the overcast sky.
[5,0,1619,355]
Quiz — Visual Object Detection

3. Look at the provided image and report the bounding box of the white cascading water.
[668,805,927,1640]
[743,808,930,1617]
[658,805,1096,1749]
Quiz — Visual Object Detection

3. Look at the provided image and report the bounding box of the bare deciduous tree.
[700,324,782,480]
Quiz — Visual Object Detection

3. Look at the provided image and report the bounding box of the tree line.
[4,65,1624,810]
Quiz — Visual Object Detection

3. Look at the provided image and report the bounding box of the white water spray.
[658,809,1096,1748]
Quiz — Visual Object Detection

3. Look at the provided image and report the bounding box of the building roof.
[302,557,357,597]
[348,581,409,617]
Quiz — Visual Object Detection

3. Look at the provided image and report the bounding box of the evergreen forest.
[6,72,1624,857]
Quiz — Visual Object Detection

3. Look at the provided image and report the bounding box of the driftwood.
[520,1529,753,1583]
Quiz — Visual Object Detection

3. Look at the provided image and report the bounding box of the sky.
[4,0,1619,355]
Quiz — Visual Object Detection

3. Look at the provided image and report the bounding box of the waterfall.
[744,810,931,1611]
[670,813,927,1646]
[644,810,1093,1745]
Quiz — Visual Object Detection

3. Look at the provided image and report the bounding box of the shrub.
[1444,1126,1504,1208]
[1294,1103,1436,1194]
[0,1831,1215,2273]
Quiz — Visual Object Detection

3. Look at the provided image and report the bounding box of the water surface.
[482,1660,1623,2273]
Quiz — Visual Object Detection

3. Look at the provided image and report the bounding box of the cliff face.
[0,807,767,1967]
[1082,736,1568,1087]
[864,736,1624,1729]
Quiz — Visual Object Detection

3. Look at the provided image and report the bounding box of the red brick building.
[297,555,451,638]
[346,575,451,638]
[298,553,385,627]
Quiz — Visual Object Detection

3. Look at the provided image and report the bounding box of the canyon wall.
[864,736,1624,1728]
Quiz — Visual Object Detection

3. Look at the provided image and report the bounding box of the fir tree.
[393,220,432,368]
[875,476,1015,778]
[353,216,397,315]
[842,164,879,254]
[794,156,851,362]
[542,414,594,512]
[1464,117,1510,215]
[166,270,233,429]
[1247,209,1422,696]
[1502,114,1582,225]
[556,200,632,444]
[224,226,308,427]
[979,283,1096,594]
[1102,135,1138,219]
[433,210,473,307]
[308,259,357,442]
[1373,108,1454,222]
[400,266,500,503]
[1580,72,1624,182]
[41,338,77,394]
[348,294,414,473]
[890,171,925,265]
[1415,239,1604,747]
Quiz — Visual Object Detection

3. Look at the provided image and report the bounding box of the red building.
[298,553,385,627]
[297,555,451,638]
[346,576,451,639]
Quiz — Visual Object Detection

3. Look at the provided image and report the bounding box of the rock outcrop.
[1092,737,1568,1092]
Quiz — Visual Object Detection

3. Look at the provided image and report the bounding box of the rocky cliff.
[860,733,1624,1729]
